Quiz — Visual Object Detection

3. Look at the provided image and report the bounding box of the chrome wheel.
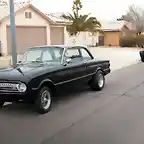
[41,90,51,110]
[98,74,104,88]
[90,70,105,91]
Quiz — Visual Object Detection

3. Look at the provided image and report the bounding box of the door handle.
[83,60,87,68]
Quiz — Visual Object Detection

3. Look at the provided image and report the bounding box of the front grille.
[0,81,19,92]
[0,87,18,92]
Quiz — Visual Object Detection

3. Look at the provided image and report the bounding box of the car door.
[56,47,87,86]
[79,47,97,79]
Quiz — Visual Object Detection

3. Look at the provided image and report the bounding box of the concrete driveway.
[90,47,140,71]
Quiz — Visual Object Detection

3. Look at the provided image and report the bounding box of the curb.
[111,60,140,72]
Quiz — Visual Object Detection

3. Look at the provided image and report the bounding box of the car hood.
[0,63,56,82]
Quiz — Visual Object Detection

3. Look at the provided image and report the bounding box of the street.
[0,62,144,144]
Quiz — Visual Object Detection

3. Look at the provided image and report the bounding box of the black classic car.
[0,45,110,114]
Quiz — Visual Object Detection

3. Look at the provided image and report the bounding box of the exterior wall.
[1,7,50,55]
[64,31,99,46]
[104,31,120,46]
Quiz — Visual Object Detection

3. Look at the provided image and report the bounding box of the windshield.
[20,46,64,64]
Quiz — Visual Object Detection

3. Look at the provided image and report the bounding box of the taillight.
[108,62,110,67]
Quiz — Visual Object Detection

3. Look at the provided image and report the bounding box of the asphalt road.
[0,62,144,144]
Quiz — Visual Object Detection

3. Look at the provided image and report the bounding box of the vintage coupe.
[0,45,110,114]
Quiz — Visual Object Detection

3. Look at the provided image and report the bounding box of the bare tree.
[118,5,144,35]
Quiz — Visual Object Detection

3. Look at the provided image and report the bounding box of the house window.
[25,12,32,19]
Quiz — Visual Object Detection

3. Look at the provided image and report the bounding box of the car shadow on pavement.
[0,85,100,115]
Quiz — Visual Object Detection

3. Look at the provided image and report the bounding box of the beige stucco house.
[98,21,136,46]
[0,3,67,55]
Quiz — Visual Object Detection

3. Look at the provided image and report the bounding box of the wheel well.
[40,81,56,95]
[88,68,104,85]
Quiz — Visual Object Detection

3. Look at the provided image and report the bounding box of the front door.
[98,35,104,46]
[55,47,87,87]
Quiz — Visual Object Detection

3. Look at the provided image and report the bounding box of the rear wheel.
[35,86,52,114]
[90,70,105,91]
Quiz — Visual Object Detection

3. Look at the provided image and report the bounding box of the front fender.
[32,79,55,90]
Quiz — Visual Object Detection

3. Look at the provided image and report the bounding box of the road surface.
[0,62,144,144]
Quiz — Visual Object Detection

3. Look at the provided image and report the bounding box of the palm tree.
[61,0,102,36]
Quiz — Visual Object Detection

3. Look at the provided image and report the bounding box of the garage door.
[50,27,64,45]
[104,31,120,46]
[7,26,47,54]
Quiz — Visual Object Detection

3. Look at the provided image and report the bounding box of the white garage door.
[7,26,47,54]
[50,27,64,45]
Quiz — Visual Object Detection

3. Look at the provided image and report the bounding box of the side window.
[66,48,80,58]
[42,50,53,61]
[65,48,82,63]
[80,48,92,60]
[53,48,63,60]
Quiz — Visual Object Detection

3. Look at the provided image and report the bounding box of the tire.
[0,101,5,108]
[35,86,52,114]
[141,58,144,62]
[90,70,105,91]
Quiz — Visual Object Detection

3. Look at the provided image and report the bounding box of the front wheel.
[90,70,105,91]
[35,86,52,114]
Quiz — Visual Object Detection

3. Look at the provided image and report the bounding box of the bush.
[119,36,136,47]
[135,34,144,47]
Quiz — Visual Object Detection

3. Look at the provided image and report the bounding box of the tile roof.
[45,13,136,31]
[101,20,136,31]
[45,12,70,23]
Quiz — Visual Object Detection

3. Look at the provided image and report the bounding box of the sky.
[14,0,144,20]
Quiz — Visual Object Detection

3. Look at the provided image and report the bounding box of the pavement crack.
[122,80,144,96]
[41,96,121,144]
[40,80,144,144]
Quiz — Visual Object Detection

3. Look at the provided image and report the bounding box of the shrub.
[119,36,136,47]
[135,34,144,47]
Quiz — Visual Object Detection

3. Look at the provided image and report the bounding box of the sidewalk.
[0,55,22,68]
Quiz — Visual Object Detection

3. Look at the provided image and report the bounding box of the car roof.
[28,45,88,49]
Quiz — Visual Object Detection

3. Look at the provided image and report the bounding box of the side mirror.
[17,60,21,63]
[66,58,72,63]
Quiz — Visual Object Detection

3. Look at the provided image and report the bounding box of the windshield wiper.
[19,60,43,65]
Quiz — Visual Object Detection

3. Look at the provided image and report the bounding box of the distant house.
[46,13,137,47]
[0,3,67,55]
[46,12,100,46]
[99,20,136,46]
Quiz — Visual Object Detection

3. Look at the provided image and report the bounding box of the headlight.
[17,83,27,92]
